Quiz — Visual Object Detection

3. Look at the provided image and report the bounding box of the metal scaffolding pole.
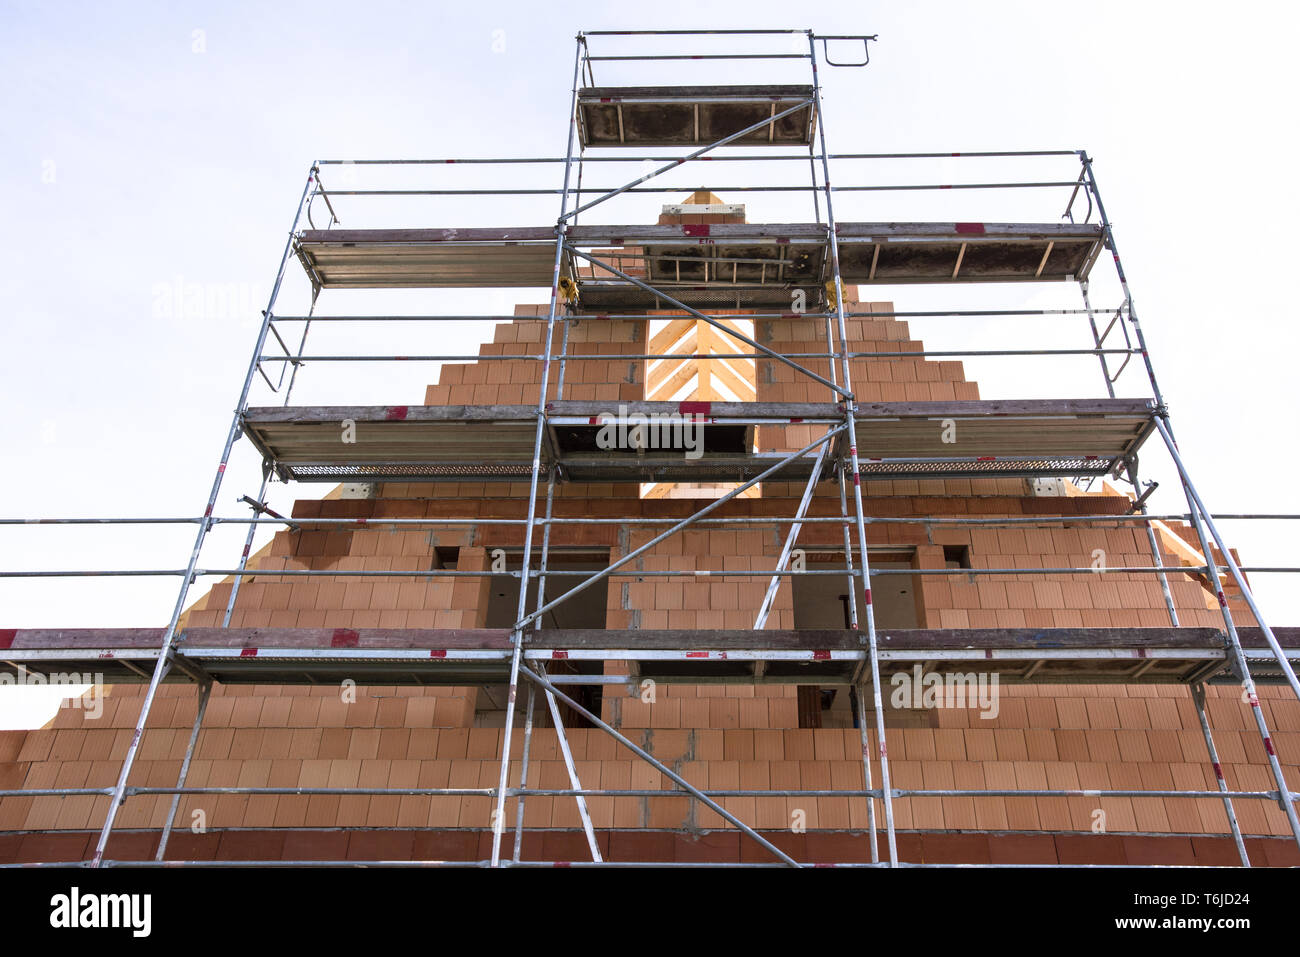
[1153,419,1300,701]
[1190,682,1250,866]
[853,679,880,864]
[538,665,602,862]
[1152,420,1300,847]
[511,683,537,864]
[1124,460,1179,628]
[754,442,829,630]
[89,166,317,868]
[564,246,849,398]
[517,426,845,631]
[1079,280,1116,399]
[808,29,898,866]
[490,34,585,869]
[154,679,212,861]
[519,664,799,866]
[12,29,1296,870]
[222,471,270,627]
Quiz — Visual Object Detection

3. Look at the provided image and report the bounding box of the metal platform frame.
[3,28,1300,869]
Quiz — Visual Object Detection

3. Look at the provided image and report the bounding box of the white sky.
[2,1,1297,727]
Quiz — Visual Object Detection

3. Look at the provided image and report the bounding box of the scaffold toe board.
[3,627,1295,687]
[577,85,817,147]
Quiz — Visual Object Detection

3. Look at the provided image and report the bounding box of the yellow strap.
[824,280,840,311]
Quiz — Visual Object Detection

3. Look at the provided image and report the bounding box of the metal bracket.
[817,35,877,67]
[239,494,301,533]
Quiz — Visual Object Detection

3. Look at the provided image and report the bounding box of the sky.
[1,0,1298,726]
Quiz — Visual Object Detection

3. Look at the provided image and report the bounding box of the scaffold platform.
[577,85,818,147]
[3,627,1297,687]
[293,222,1103,294]
[239,398,1156,483]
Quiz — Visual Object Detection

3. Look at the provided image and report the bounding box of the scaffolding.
[3,28,1300,868]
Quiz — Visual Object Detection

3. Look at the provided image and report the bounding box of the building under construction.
[2,29,1298,868]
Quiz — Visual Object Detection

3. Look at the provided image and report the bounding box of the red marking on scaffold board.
[986,649,995,659]
[240,648,258,658]
[686,651,710,659]
[330,628,360,648]
[955,222,986,235]
[976,456,996,462]
[551,650,569,659]
[682,224,711,237]
[385,406,410,421]
[812,650,831,660]
[679,401,712,415]
[98,652,115,659]
[0,629,15,650]
[430,650,447,658]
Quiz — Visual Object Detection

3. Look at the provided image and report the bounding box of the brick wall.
[1,291,1290,858]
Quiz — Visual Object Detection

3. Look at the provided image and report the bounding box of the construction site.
[1,28,1298,870]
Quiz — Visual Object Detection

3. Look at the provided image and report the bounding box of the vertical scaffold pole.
[511,683,537,863]
[1191,682,1251,866]
[154,679,212,861]
[1124,461,1179,627]
[538,665,603,862]
[222,471,270,626]
[808,30,897,866]
[754,442,829,630]
[1079,280,1115,399]
[91,166,317,867]
[491,33,585,868]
